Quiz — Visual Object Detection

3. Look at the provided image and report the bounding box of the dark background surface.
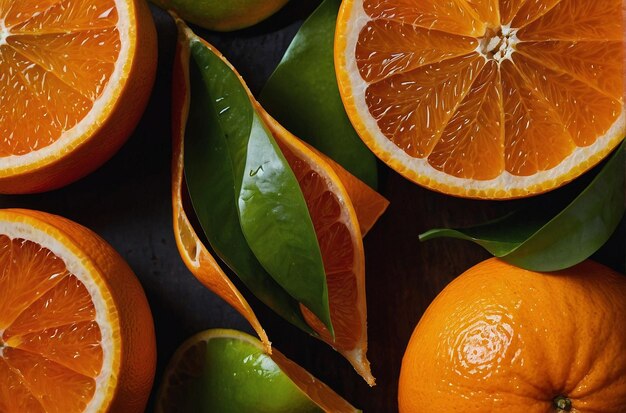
[0,3,623,412]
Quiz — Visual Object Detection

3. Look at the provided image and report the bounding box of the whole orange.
[399,258,626,412]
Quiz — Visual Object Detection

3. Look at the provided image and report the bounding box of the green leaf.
[184,35,333,335]
[259,0,378,189]
[420,141,626,272]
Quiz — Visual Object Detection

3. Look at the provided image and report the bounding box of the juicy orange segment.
[336,0,625,198]
[3,348,96,412]
[499,0,527,24]
[319,154,388,237]
[0,357,46,413]
[355,20,478,84]
[428,60,504,180]
[517,0,624,41]
[4,274,97,339]
[511,55,621,148]
[0,0,120,157]
[0,237,69,329]
[516,41,624,100]
[364,53,486,158]
[362,0,485,37]
[465,0,499,27]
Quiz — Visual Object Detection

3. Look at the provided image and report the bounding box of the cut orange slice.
[335,0,625,199]
[0,209,156,413]
[262,111,379,385]
[0,0,157,194]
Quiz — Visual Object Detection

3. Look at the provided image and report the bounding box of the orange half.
[0,0,157,193]
[335,0,625,199]
[0,209,155,413]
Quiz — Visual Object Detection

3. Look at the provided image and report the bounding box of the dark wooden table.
[1,3,623,412]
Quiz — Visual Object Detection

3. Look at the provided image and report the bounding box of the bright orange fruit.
[0,0,157,194]
[0,209,156,413]
[335,0,625,199]
[399,258,626,412]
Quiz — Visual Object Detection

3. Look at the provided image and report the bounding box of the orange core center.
[477,26,519,63]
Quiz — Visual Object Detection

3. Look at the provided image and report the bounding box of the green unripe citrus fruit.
[153,0,290,31]
[156,329,360,412]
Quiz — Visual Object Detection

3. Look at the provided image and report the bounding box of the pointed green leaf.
[183,34,333,335]
[421,141,625,272]
[260,0,378,189]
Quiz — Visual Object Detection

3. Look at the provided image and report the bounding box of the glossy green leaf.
[183,34,333,335]
[259,0,378,189]
[420,141,626,272]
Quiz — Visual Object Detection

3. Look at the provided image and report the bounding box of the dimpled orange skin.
[399,258,626,413]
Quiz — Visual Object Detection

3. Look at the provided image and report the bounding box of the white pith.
[0,22,8,47]
[340,0,625,196]
[0,0,134,173]
[0,218,117,413]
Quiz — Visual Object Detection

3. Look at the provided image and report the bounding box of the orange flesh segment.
[3,348,95,413]
[356,0,624,180]
[363,0,485,37]
[355,20,478,84]
[0,358,46,413]
[499,0,529,24]
[510,0,562,28]
[364,53,486,158]
[0,236,103,412]
[277,142,361,351]
[316,153,388,237]
[500,59,575,175]
[428,61,505,180]
[465,0,500,28]
[516,0,625,41]
[0,0,120,157]
[511,54,622,148]
[515,41,624,101]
